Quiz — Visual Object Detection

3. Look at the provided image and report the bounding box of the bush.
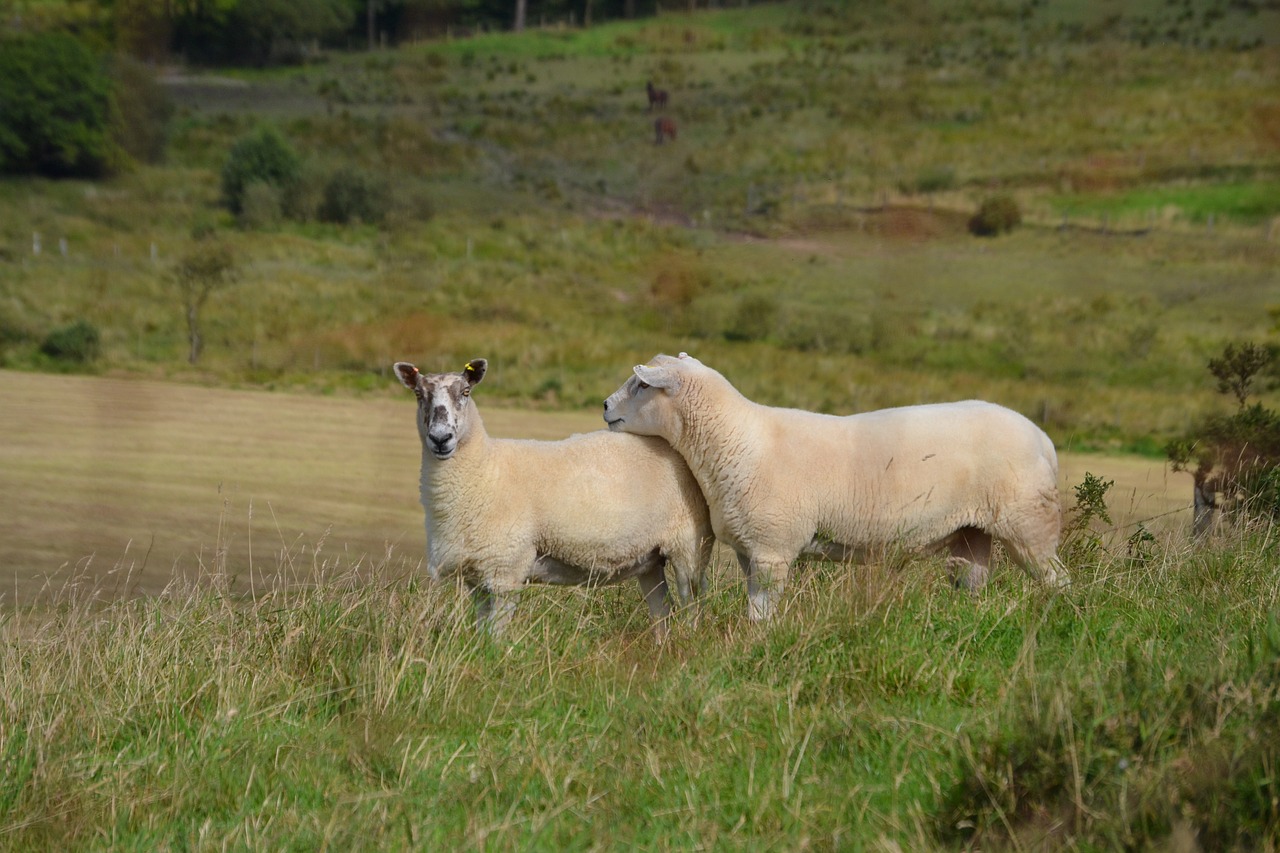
[40,320,101,363]
[968,194,1022,236]
[220,127,301,216]
[0,33,121,177]
[239,181,283,229]
[319,166,389,225]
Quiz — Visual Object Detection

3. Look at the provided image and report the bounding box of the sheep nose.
[430,432,453,449]
[602,401,608,411]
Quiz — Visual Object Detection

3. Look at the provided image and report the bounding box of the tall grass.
[3,511,1278,848]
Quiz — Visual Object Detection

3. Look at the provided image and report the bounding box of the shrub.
[968,194,1022,236]
[319,166,389,225]
[239,181,283,229]
[220,126,301,216]
[40,320,101,363]
[0,33,121,177]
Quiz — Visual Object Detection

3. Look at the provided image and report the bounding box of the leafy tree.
[230,0,352,64]
[170,232,238,365]
[220,126,301,216]
[1208,341,1272,408]
[0,33,121,178]
[1167,342,1280,535]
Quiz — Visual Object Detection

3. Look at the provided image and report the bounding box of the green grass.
[3,5,1280,844]
[1052,179,1280,226]
[2,520,1277,848]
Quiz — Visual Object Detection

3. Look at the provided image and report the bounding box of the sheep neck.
[675,374,761,507]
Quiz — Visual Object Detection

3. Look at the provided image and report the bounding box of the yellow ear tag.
[464,362,473,372]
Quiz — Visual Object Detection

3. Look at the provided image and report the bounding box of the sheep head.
[395,358,487,460]
[602,353,693,443]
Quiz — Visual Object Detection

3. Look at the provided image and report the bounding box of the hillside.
[1,0,1277,451]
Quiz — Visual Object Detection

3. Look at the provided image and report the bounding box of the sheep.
[603,353,1064,621]
[396,358,713,638]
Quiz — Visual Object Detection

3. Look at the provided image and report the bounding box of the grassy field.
[7,371,1278,851]
[3,0,1279,847]
[2,0,1278,452]
[0,368,1192,607]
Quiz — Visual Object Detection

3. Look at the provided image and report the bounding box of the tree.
[1208,341,1271,408]
[230,0,351,64]
[171,234,237,365]
[220,126,301,216]
[1167,342,1280,535]
[514,0,526,30]
[0,33,122,177]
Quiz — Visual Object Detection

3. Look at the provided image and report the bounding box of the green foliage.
[319,166,391,226]
[1208,341,1272,407]
[4,520,1280,848]
[0,33,121,178]
[1062,472,1114,562]
[1168,343,1280,527]
[171,235,238,364]
[967,194,1022,236]
[940,600,1280,848]
[229,0,350,65]
[108,54,172,166]
[220,126,301,216]
[40,319,101,363]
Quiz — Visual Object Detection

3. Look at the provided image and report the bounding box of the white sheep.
[395,358,713,638]
[603,353,1064,620]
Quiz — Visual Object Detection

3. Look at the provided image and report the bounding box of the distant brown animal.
[646,81,669,111]
[654,117,677,145]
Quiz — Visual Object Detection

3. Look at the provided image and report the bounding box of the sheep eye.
[636,380,650,391]
[461,387,471,397]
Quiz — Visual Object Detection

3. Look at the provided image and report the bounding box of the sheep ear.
[394,362,420,391]
[634,363,678,391]
[463,358,487,386]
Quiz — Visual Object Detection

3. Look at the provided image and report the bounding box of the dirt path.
[0,370,1191,605]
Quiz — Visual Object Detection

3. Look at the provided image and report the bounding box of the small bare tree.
[171,234,237,365]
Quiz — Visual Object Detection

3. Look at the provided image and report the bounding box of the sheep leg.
[636,567,672,643]
[946,527,992,592]
[471,584,517,635]
[737,552,789,621]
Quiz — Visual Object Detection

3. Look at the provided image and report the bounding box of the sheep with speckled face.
[603,353,1064,621]
[396,358,713,639]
